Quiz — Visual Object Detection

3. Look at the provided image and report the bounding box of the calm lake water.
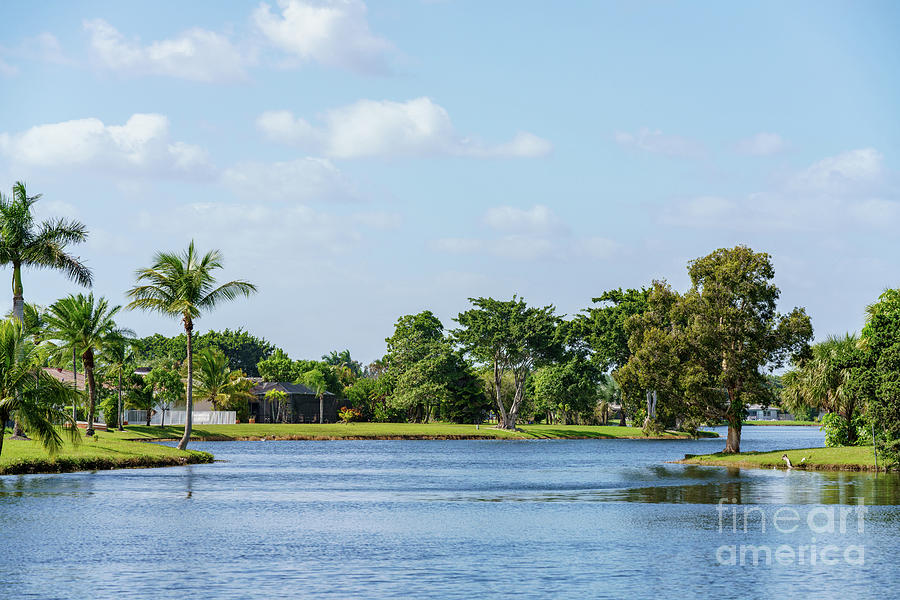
[1,426,898,599]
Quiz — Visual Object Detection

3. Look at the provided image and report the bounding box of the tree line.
[2,180,899,463]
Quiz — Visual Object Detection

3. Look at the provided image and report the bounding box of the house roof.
[43,367,114,390]
[250,381,335,397]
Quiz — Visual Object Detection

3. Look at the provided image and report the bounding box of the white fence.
[124,410,236,426]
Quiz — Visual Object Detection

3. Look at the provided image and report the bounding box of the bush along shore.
[0,431,213,475]
[676,446,892,472]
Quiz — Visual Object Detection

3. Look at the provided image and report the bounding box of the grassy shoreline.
[111,422,719,442]
[2,423,715,476]
[0,432,213,475]
[676,446,889,472]
[742,420,820,426]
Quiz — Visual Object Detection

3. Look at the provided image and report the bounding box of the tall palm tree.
[127,241,256,450]
[43,294,128,436]
[0,319,78,458]
[0,182,92,322]
[103,337,140,431]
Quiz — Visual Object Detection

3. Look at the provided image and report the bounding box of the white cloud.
[22,33,74,65]
[0,57,16,77]
[433,236,559,261]
[257,97,552,159]
[84,18,250,83]
[736,132,786,156]
[482,204,568,235]
[0,113,213,178]
[661,148,896,231]
[434,205,620,261]
[140,202,363,258]
[351,211,402,229]
[790,148,883,193]
[575,236,620,259]
[614,127,704,158]
[847,199,900,228]
[0,32,72,75]
[252,0,393,74]
[222,157,356,203]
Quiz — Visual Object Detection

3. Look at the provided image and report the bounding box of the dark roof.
[250,381,335,396]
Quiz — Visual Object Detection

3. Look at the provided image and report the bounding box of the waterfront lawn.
[0,430,213,475]
[107,422,717,441]
[680,446,882,471]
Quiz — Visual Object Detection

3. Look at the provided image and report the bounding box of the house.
[248,381,346,423]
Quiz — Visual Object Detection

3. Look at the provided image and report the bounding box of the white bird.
[782,454,793,469]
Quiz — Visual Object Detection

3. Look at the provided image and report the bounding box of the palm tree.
[782,333,863,443]
[103,337,140,431]
[193,347,232,411]
[0,182,92,322]
[43,294,128,436]
[0,319,78,458]
[127,241,256,449]
[302,369,328,424]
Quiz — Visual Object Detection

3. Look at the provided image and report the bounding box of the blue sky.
[1,1,898,363]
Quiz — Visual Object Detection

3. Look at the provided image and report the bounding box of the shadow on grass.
[124,425,238,441]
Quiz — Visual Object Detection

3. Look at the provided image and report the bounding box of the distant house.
[248,381,346,423]
[745,404,822,421]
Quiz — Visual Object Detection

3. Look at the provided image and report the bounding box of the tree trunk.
[72,348,78,422]
[11,262,24,323]
[723,389,743,453]
[492,360,510,429]
[117,370,124,431]
[319,395,324,424]
[10,264,27,439]
[84,350,97,436]
[0,411,7,458]
[724,422,742,453]
[177,320,193,450]
[498,376,526,430]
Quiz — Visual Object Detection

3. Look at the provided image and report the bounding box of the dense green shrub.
[821,412,868,447]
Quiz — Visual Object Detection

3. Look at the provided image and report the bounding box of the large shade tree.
[454,297,562,429]
[0,319,78,458]
[0,182,92,322]
[127,241,256,449]
[44,294,130,436]
[624,247,812,452]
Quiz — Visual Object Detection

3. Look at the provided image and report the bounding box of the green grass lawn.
[0,429,213,475]
[103,422,717,441]
[679,445,884,471]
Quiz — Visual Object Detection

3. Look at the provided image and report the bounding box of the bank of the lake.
[0,433,213,475]
[0,423,714,475]
[113,422,719,442]
[677,445,889,472]
[742,420,820,426]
